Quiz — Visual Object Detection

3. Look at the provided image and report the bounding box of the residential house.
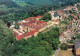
[59,33,65,42]
[72,7,78,13]
[72,4,78,13]
[65,6,73,11]
[51,12,60,21]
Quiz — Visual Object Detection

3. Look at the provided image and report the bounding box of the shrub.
[60,43,68,50]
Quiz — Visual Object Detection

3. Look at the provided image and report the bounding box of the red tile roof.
[74,15,77,18]
[17,35,24,40]
[18,22,21,25]
[57,10,62,13]
[61,33,65,36]
[71,14,74,16]
[66,6,72,10]
[15,29,38,40]
[14,32,18,37]
[55,20,59,22]
[18,18,47,29]
[14,16,47,40]
[24,16,43,21]
[78,14,80,16]
[71,14,77,18]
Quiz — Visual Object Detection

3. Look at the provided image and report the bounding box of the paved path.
[54,33,72,56]
[39,21,58,32]
[54,20,80,56]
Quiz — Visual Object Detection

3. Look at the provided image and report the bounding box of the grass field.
[13,0,29,6]
[16,2,29,6]
[58,49,73,56]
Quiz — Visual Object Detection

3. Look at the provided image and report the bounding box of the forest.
[0,0,80,56]
[0,20,59,56]
[0,0,80,23]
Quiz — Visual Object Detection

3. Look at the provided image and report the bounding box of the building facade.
[74,39,80,56]
[51,12,60,21]
[14,16,47,40]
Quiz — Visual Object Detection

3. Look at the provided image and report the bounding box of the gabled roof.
[15,29,38,40]
[66,6,72,10]
[71,14,77,18]
[18,17,47,29]
[57,10,62,13]
[17,35,24,40]
[55,20,59,22]
[74,39,80,49]
[24,16,43,21]
[14,16,47,40]
[14,32,18,37]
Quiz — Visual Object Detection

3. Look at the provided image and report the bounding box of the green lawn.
[15,1,30,6]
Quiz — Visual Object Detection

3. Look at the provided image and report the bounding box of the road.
[39,21,58,32]
[54,20,80,56]
[54,32,72,56]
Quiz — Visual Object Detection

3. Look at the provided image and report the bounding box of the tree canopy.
[40,13,51,22]
[0,20,59,56]
[0,20,16,56]
[60,43,68,50]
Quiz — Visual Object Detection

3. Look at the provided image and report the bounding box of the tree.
[67,39,73,44]
[0,20,16,56]
[60,43,68,50]
[69,10,73,13]
[0,20,59,56]
[6,13,16,22]
[28,47,50,56]
[76,33,80,39]
[40,13,51,22]
[14,22,19,29]
[52,38,59,50]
